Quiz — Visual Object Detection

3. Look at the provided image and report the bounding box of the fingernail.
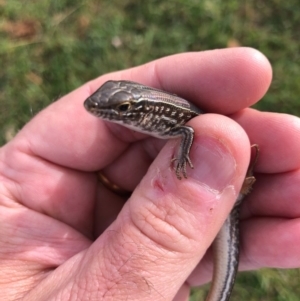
[188,137,236,191]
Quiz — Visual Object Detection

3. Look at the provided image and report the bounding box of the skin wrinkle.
[131,172,235,257]
[109,253,183,300]
[93,225,166,300]
[0,150,21,202]
[75,267,95,301]
[51,256,96,300]
[1,143,60,208]
[145,196,195,247]
[130,194,189,254]
[0,144,41,208]
[73,254,102,297]
[0,181,21,208]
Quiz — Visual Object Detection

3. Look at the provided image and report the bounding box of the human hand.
[1,48,298,301]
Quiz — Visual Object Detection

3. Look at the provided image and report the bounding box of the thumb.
[26,114,251,301]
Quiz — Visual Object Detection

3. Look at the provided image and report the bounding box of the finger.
[187,216,300,286]
[239,217,300,270]
[0,141,97,235]
[240,170,300,219]
[232,108,300,173]
[24,114,251,300]
[18,48,271,172]
[91,47,272,114]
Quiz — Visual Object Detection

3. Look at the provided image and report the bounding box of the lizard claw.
[171,155,194,180]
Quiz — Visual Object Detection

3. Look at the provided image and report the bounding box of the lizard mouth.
[84,97,119,120]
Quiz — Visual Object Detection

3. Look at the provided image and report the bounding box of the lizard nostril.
[84,98,98,110]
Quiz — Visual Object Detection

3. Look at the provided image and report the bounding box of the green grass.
[1,1,300,300]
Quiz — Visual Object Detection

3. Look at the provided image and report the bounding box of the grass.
[1,1,300,300]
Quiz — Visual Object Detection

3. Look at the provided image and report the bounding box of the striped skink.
[83,80,256,301]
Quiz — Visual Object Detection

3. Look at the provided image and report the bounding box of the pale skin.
[0,48,300,301]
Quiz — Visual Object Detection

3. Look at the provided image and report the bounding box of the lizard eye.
[117,102,131,112]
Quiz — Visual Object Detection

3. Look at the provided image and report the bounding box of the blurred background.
[0,1,299,300]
